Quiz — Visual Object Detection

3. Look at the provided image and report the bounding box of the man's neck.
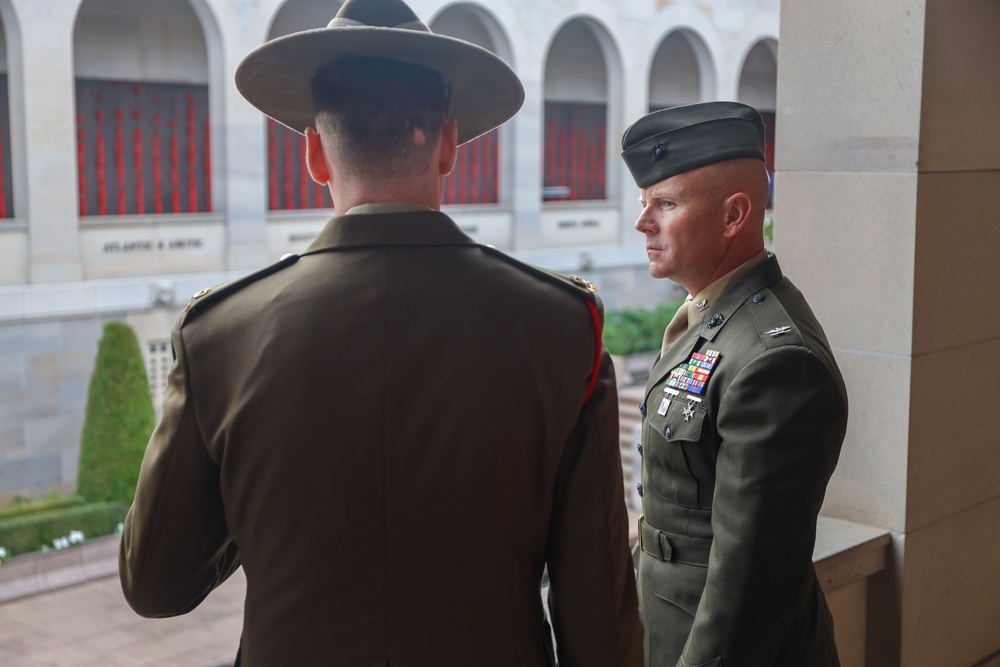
[686,249,768,301]
[333,179,442,214]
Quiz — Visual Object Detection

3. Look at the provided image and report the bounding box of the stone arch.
[267,0,341,40]
[264,0,345,212]
[738,38,778,205]
[431,2,518,206]
[430,2,517,68]
[542,15,624,202]
[648,28,717,110]
[738,38,778,112]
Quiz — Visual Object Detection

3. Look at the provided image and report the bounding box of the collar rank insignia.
[665,349,720,396]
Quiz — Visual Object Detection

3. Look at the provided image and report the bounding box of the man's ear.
[722,191,753,239]
[438,118,458,176]
[305,127,330,185]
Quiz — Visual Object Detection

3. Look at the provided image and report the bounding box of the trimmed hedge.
[603,301,684,356]
[77,322,156,504]
[0,501,129,558]
[0,495,85,520]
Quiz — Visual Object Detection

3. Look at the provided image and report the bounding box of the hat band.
[327,17,431,33]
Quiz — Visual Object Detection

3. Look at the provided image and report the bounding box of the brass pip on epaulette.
[569,275,599,293]
[183,287,214,313]
[180,252,300,317]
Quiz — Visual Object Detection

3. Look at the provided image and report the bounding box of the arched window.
[649,29,714,112]
[543,20,610,202]
[738,39,778,206]
[73,0,212,217]
[432,5,512,206]
[0,16,14,218]
[266,0,342,212]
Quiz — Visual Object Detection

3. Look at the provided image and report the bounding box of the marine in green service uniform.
[621,101,848,667]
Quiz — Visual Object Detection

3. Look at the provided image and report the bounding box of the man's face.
[634,166,727,291]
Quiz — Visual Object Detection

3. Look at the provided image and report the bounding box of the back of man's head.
[311,57,451,183]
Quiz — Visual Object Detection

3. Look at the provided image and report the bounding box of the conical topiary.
[77,322,156,503]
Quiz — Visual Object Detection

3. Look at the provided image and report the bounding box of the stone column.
[211,0,283,271]
[776,1,1000,665]
[508,11,544,252]
[16,0,82,283]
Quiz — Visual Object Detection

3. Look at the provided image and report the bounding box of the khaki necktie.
[661,299,692,355]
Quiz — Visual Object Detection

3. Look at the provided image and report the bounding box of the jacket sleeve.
[680,346,847,667]
[546,343,645,667]
[119,319,240,618]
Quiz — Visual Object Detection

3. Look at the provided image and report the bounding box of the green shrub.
[77,321,156,504]
[0,501,129,558]
[603,301,683,355]
[0,494,85,520]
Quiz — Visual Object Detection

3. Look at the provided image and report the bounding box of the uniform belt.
[638,516,712,567]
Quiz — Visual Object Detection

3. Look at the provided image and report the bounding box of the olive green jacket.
[119,210,643,666]
[637,254,847,667]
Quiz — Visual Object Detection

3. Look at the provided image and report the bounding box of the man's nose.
[634,209,654,233]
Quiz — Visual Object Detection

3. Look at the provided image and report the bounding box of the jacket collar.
[646,253,784,398]
[303,209,477,254]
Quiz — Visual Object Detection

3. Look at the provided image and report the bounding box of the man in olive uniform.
[621,101,848,667]
[118,1,643,665]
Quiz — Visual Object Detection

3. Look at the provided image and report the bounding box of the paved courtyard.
[0,569,245,667]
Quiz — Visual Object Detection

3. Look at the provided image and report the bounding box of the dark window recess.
[268,119,333,211]
[442,129,499,206]
[543,101,606,202]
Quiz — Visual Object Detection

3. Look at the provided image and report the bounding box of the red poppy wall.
[267,120,333,211]
[265,123,499,210]
[0,74,12,219]
[75,79,211,216]
[442,129,499,206]
[543,101,606,202]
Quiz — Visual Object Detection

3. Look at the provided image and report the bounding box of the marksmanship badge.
[665,349,720,396]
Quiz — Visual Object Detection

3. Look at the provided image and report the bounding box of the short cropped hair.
[310,57,451,182]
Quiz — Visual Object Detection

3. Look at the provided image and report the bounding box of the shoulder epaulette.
[179,253,301,325]
[744,288,804,349]
[478,244,604,405]
[477,244,600,299]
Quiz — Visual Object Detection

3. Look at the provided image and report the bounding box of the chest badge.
[665,349,720,396]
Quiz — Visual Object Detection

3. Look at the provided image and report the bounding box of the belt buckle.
[638,517,645,550]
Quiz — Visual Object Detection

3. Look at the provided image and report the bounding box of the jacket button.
[636,483,644,497]
[636,443,643,456]
[752,293,765,304]
[639,401,647,417]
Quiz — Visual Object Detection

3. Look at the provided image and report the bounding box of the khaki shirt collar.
[304,206,475,254]
[685,249,769,324]
[343,201,436,215]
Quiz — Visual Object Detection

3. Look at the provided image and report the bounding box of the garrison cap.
[620,101,766,188]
